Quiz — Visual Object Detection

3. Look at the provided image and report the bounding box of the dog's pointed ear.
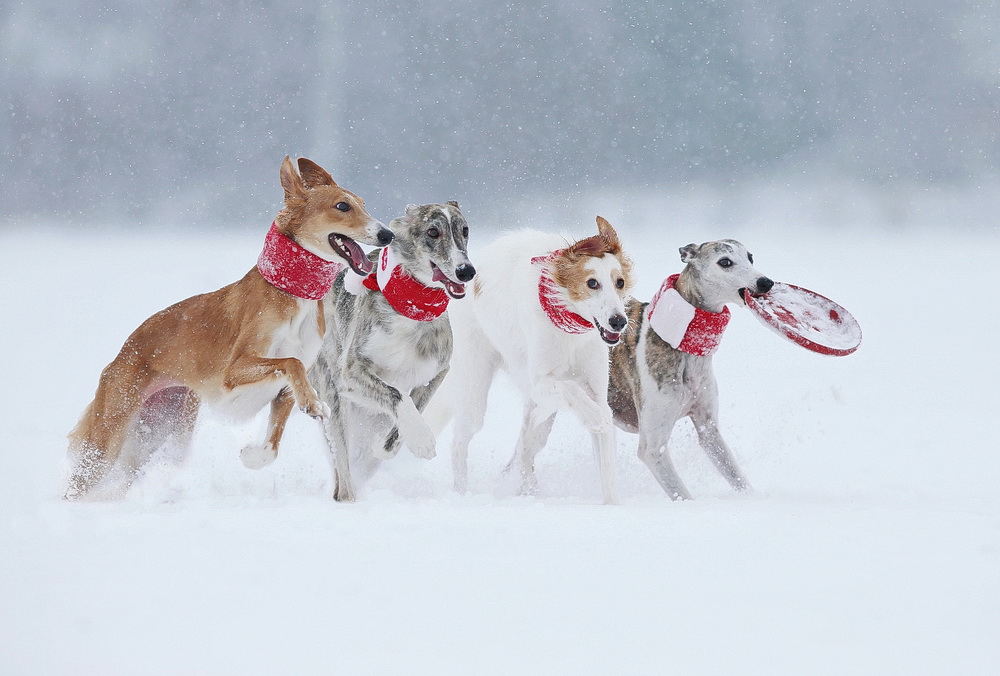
[680,243,700,262]
[596,216,621,253]
[297,157,338,189]
[405,204,420,217]
[280,156,308,201]
[447,200,460,209]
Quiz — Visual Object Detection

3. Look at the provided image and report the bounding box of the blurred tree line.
[1,0,996,225]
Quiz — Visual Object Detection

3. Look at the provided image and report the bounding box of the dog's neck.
[361,246,449,321]
[673,271,723,313]
[256,222,344,300]
[532,252,594,335]
[646,274,730,356]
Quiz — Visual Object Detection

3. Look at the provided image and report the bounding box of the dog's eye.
[335,202,351,212]
[748,252,754,264]
[427,227,440,238]
[462,226,469,238]
[718,257,733,268]
[616,278,625,289]
[587,278,600,290]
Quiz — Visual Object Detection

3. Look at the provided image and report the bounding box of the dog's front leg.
[324,394,357,502]
[591,429,620,505]
[376,368,449,459]
[529,378,613,435]
[240,387,295,469]
[339,354,437,460]
[690,406,750,493]
[224,356,329,419]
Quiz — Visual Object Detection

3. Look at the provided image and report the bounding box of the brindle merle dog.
[310,202,475,501]
[608,239,772,500]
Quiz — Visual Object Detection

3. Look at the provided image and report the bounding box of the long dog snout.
[455,263,476,283]
[376,227,394,247]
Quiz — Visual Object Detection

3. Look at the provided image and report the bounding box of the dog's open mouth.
[329,233,374,275]
[597,324,622,345]
[432,264,466,299]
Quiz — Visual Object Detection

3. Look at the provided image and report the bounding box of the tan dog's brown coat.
[66,157,387,499]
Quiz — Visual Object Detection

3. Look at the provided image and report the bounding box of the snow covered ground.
[1,202,998,675]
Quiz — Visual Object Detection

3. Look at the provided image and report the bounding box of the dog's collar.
[358,246,450,321]
[532,251,594,335]
[256,222,344,300]
[646,274,730,356]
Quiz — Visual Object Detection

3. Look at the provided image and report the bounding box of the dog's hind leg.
[124,386,200,489]
[690,407,749,493]
[449,358,500,493]
[240,387,295,469]
[65,364,149,499]
[637,414,692,501]
[508,403,556,496]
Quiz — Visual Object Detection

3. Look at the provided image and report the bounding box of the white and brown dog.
[608,239,773,500]
[65,157,391,499]
[431,217,635,504]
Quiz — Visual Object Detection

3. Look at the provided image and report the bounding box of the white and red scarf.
[532,251,594,335]
[347,246,450,321]
[646,274,730,356]
[256,221,344,300]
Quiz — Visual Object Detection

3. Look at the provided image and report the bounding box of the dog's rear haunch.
[65,157,389,500]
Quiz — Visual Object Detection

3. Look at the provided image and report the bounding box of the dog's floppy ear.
[280,156,308,201]
[296,157,338,189]
[405,204,420,217]
[447,200,460,209]
[595,216,622,254]
[679,243,700,262]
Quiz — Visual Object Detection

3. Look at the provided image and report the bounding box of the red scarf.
[532,252,594,335]
[646,274,730,356]
[362,247,450,321]
[256,222,343,300]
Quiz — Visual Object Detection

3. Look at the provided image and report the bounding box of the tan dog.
[65,157,392,500]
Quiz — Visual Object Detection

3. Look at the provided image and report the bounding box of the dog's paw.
[396,401,437,460]
[371,429,401,460]
[301,399,331,420]
[578,402,613,434]
[518,471,538,497]
[333,471,357,502]
[240,443,277,469]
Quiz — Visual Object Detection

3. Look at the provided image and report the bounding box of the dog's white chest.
[361,316,446,391]
[267,301,324,367]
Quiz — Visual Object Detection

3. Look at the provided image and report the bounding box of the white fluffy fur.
[431,230,626,504]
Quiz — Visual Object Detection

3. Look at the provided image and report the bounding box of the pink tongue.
[343,238,373,274]
[432,267,465,297]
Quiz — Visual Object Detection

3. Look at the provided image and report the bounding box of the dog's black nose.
[377,227,394,247]
[455,263,476,283]
[609,313,627,332]
[756,277,774,294]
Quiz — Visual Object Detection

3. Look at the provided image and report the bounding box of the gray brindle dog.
[608,240,773,500]
[310,202,475,501]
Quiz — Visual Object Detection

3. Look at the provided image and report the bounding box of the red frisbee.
[745,282,861,356]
